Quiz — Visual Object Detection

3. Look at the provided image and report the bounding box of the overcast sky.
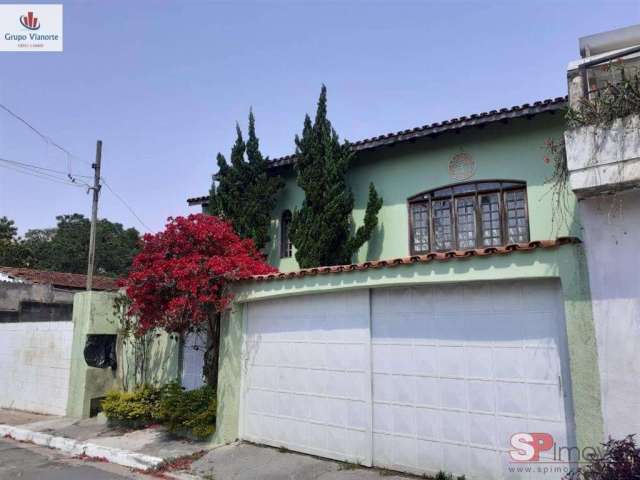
[0,0,638,235]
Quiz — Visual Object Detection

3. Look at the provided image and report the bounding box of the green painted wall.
[265,115,575,271]
[67,291,180,418]
[214,243,603,453]
[211,307,242,445]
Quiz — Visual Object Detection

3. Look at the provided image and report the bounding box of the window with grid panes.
[410,203,430,253]
[456,196,476,249]
[432,199,453,251]
[505,190,529,243]
[480,193,502,246]
[408,181,529,254]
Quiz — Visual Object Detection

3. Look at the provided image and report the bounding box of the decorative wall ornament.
[449,151,476,181]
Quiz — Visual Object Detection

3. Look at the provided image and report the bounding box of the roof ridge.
[188,95,567,205]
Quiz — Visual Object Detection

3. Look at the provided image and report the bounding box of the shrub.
[157,382,217,440]
[101,384,161,427]
[566,436,640,480]
[567,62,640,128]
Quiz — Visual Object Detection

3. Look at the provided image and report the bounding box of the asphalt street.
[0,438,150,480]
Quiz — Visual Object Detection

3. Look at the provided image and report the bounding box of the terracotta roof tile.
[248,237,580,282]
[0,267,119,291]
[187,96,568,206]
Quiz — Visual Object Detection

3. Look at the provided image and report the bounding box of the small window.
[505,190,529,243]
[480,193,502,246]
[432,199,453,251]
[456,196,476,249]
[410,203,430,253]
[408,180,529,254]
[280,210,292,258]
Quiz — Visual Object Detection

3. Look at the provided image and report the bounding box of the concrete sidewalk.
[0,408,208,475]
[191,442,423,480]
[0,410,439,479]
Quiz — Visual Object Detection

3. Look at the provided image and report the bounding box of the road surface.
[0,438,150,479]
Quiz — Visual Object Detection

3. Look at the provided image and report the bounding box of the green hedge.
[101,382,216,440]
[101,384,161,427]
[158,383,216,439]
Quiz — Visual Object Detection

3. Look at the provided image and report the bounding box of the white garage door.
[241,290,372,464]
[241,280,574,479]
[371,280,573,478]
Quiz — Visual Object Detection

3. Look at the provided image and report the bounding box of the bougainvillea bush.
[121,214,276,336]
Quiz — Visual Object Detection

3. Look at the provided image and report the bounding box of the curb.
[0,424,164,471]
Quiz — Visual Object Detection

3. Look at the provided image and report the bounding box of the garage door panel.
[466,346,493,377]
[438,346,467,376]
[440,378,468,410]
[468,380,495,412]
[442,443,470,476]
[494,347,526,378]
[469,413,498,447]
[371,280,573,478]
[441,410,467,443]
[529,384,563,419]
[496,382,528,415]
[242,291,372,464]
[469,448,501,479]
[416,407,441,439]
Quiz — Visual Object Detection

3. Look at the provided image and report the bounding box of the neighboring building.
[189,96,604,479]
[0,266,118,323]
[0,267,118,415]
[565,25,640,440]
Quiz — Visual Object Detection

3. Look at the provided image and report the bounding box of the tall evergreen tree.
[207,111,283,250]
[289,85,383,268]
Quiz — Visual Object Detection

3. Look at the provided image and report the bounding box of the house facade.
[188,97,604,479]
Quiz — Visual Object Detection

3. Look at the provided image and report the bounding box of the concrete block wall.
[0,321,74,415]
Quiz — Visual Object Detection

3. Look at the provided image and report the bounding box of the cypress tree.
[207,111,283,250]
[289,85,383,268]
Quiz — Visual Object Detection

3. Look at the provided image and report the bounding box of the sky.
[0,0,638,235]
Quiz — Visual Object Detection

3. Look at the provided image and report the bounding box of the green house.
[187,96,602,479]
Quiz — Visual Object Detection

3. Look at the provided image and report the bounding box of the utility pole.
[86,140,102,291]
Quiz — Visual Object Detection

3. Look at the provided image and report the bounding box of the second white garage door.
[241,280,574,479]
[241,290,372,464]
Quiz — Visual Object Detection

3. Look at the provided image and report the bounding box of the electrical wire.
[0,162,85,187]
[0,103,94,168]
[0,104,153,233]
[0,157,93,179]
[100,177,152,232]
[0,157,93,189]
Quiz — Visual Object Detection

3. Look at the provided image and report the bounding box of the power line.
[0,157,93,188]
[0,102,94,168]
[0,162,85,187]
[101,177,152,232]
[0,157,93,179]
[0,104,153,234]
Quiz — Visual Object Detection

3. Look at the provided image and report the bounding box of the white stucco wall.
[0,321,74,415]
[565,114,640,197]
[580,190,640,439]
